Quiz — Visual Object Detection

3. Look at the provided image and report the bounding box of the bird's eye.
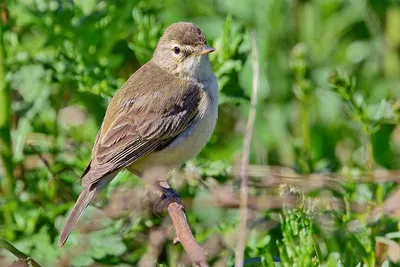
[173,46,181,55]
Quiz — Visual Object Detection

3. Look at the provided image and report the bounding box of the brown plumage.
[59,22,218,247]
[81,62,202,188]
[158,22,207,46]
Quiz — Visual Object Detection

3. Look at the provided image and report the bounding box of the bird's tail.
[58,172,116,248]
[58,187,97,248]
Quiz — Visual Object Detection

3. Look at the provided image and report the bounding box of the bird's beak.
[195,46,216,56]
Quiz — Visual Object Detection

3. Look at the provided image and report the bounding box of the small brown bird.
[59,22,218,247]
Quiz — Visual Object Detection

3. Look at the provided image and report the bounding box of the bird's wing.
[81,62,202,188]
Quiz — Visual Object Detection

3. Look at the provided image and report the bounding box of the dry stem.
[235,28,260,267]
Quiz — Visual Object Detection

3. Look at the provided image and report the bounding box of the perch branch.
[235,28,260,267]
[161,181,208,267]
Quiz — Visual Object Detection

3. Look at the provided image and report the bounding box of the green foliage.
[129,3,163,64]
[54,207,127,267]
[1,0,400,266]
[277,208,315,267]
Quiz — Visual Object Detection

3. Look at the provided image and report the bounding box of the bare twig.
[235,28,260,267]
[0,237,42,267]
[180,235,224,265]
[160,181,208,267]
[206,185,295,210]
[245,165,400,184]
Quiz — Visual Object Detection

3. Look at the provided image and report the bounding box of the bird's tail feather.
[58,172,116,248]
[58,187,97,248]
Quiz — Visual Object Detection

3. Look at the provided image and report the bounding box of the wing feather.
[81,62,202,187]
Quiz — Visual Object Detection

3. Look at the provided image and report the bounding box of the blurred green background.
[1,0,400,266]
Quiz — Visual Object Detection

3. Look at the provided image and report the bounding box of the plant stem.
[347,96,375,170]
[291,43,313,173]
[0,238,42,267]
[300,96,311,173]
[235,29,259,267]
[365,135,374,171]
[0,3,15,226]
[300,101,310,152]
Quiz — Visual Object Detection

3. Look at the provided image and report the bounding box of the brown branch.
[0,237,42,267]
[245,165,400,184]
[160,180,208,267]
[180,235,224,265]
[235,28,260,267]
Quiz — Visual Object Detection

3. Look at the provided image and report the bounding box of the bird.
[58,22,218,247]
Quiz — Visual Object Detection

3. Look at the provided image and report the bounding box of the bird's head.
[152,22,215,80]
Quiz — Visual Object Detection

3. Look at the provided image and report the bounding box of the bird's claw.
[153,187,184,215]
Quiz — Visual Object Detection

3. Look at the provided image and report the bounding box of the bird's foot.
[153,184,184,215]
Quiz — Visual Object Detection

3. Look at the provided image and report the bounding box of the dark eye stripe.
[183,49,190,57]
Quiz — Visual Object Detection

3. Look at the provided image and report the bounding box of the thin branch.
[160,181,208,267]
[235,28,259,267]
[245,165,400,183]
[0,237,42,267]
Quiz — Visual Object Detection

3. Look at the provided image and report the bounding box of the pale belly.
[129,91,218,174]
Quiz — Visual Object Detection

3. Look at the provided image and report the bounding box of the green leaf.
[73,0,97,15]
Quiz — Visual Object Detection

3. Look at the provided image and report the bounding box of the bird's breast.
[131,82,218,172]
